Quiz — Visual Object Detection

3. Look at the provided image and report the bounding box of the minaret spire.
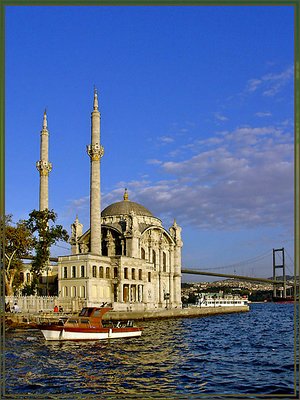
[87,88,104,254]
[93,87,99,110]
[43,109,47,129]
[36,110,52,211]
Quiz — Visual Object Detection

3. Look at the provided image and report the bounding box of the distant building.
[38,90,183,311]
[16,263,58,296]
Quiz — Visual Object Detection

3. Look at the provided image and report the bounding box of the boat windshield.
[79,308,94,317]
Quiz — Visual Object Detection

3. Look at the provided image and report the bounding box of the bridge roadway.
[181,268,283,285]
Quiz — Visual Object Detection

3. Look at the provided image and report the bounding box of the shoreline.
[4,305,249,330]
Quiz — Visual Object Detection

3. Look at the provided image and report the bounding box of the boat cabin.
[63,307,112,329]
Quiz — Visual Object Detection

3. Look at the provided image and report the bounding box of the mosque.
[37,90,183,311]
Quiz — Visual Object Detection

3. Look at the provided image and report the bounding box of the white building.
[41,90,183,311]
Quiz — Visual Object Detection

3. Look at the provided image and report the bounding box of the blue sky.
[5,5,294,281]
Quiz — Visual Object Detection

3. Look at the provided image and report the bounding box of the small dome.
[102,189,153,217]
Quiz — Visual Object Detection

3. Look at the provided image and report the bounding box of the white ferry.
[194,292,249,308]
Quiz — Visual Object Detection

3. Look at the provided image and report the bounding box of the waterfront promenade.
[5,305,249,329]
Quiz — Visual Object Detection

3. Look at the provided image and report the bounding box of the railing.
[5,295,87,313]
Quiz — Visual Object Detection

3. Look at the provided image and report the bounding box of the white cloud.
[255,112,272,118]
[147,159,162,165]
[247,79,262,93]
[214,112,229,122]
[67,124,293,233]
[70,196,89,208]
[126,125,293,231]
[158,136,174,144]
[246,66,293,97]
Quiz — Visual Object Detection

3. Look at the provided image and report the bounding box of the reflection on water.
[4,304,295,396]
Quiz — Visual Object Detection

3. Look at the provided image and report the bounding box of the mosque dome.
[101,189,153,217]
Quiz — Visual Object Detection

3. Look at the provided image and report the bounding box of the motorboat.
[38,307,143,341]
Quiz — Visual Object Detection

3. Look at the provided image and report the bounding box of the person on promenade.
[12,303,20,313]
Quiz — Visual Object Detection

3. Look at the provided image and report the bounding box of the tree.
[25,209,69,280]
[1,215,34,295]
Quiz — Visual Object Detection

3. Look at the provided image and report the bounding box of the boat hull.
[272,297,294,303]
[40,326,142,341]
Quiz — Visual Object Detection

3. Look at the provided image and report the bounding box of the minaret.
[36,110,52,210]
[87,89,104,254]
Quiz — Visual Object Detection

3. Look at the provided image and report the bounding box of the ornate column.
[147,230,152,263]
[158,237,163,307]
[87,89,104,255]
[169,245,174,307]
[169,220,183,307]
[130,211,140,258]
[36,111,52,211]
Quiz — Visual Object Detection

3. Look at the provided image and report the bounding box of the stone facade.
[57,91,183,311]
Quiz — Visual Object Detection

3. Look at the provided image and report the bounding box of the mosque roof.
[101,189,154,217]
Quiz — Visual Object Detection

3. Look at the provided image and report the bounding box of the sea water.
[3,303,297,397]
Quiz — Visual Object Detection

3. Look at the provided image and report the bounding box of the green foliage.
[1,214,34,295]
[21,278,38,296]
[248,290,273,302]
[25,209,69,277]
[187,292,198,304]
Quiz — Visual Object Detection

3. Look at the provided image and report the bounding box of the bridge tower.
[273,248,287,298]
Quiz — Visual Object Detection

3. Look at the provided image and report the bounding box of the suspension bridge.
[181,247,296,298]
[23,247,295,290]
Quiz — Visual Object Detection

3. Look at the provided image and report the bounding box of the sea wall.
[4,305,249,329]
[103,305,249,321]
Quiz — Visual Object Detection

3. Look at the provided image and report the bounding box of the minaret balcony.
[87,144,104,161]
[36,160,52,175]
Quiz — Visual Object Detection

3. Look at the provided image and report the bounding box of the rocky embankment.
[5,316,39,330]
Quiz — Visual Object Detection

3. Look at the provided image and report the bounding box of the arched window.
[132,268,135,280]
[163,252,167,272]
[148,272,151,282]
[106,267,110,278]
[63,267,68,278]
[138,269,142,280]
[81,265,85,277]
[26,272,31,282]
[124,267,128,279]
[141,248,146,259]
[81,286,85,298]
[99,266,104,278]
[152,250,156,270]
[20,272,24,282]
[92,265,97,278]
[114,267,118,279]
[72,286,76,297]
[64,287,68,297]
[72,266,76,278]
